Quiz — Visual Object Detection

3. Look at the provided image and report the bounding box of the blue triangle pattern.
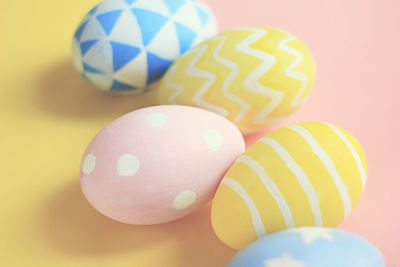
[80,40,98,56]
[164,0,186,14]
[83,62,104,74]
[74,20,88,41]
[82,72,97,85]
[125,0,136,5]
[111,79,136,91]
[174,22,197,54]
[110,41,141,72]
[131,8,169,46]
[96,10,123,35]
[194,6,209,26]
[146,52,173,84]
[88,4,99,15]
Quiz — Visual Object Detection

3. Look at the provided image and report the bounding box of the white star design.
[290,227,334,245]
[264,253,307,267]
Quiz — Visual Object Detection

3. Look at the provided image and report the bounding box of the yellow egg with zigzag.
[158,26,316,134]
[211,121,367,250]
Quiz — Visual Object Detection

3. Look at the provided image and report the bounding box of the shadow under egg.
[40,180,166,254]
[39,179,235,266]
[37,59,159,119]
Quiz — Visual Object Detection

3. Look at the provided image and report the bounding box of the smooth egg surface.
[159,26,316,133]
[212,121,367,249]
[72,0,217,93]
[80,105,245,224]
[228,227,385,267]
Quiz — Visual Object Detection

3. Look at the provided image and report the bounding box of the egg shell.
[228,227,385,267]
[80,105,245,224]
[211,121,367,249]
[72,0,217,93]
[158,26,316,134]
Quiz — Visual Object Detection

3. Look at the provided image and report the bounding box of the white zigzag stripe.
[222,177,267,237]
[286,125,352,217]
[213,36,251,124]
[234,28,285,125]
[188,45,229,117]
[258,137,323,226]
[278,36,309,107]
[165,65,184,104]
[237,155,295,228]
[324,122,367,189]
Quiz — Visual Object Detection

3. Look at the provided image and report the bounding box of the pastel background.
[1,0,398,266]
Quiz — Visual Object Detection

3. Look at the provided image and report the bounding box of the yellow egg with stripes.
[158,26,316,134]
[211,121,367,250]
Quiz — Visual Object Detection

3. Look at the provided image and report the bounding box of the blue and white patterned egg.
[228,227,385,267]
[71,0,217,93]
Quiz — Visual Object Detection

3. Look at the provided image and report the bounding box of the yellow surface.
[211,122,366,249]
[0,1,235,266]
[159,27,316,134]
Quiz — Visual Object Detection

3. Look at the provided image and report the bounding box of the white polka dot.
[82,153,96,175]
[173,191,197,210]
[145,112,168,128]
[117,154,140,177]
[203,128,223,151]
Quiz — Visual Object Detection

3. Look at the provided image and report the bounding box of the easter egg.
[228,227,385,267]
[80,105,245,224]
[72,0,217,93]
[211,121,367,249]
[158,26,316,133]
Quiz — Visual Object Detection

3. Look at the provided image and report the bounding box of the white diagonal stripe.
[258,137,322,226]
[278,36,309,107]
[164,65,184,104]
[221,177,266,237]
[213,36,251,124]
[234,27,285,125]
[188,45,229,117]
[237,155,295,228]
[324,122,367,189]
[286,125,352,216]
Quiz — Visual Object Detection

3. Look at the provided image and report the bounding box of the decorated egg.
[80,105,245,224]
[228,227,385,267]
[211,121,367,249]
[72,0,217,93]
[158,26,316,133]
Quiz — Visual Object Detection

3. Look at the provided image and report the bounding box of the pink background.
[202,0,400,265]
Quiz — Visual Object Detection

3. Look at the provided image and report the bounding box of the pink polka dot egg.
[80,105,245,224]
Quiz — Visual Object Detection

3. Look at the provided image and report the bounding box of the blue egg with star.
[71,0,217,93]
[228,227,385,267]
